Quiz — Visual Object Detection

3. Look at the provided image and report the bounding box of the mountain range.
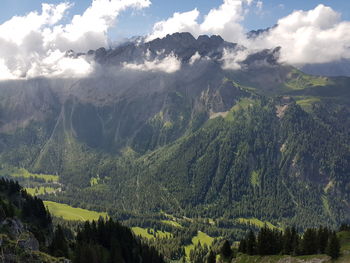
[1,32,350,230]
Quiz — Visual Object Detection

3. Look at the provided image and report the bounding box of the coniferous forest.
[0,178,164,262]
[238,226,340,259]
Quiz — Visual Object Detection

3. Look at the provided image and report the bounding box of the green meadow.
[184,231,214,258]
[43,201,108,221]
[132,227,172,239]
[237,218,278,229]
[25,187,56,196]
[1,167,59,182]
[161,220,182,228]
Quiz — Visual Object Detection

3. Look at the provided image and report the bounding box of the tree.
[301,228,318,255]
[49,225,69,258]
[246,230,256,255]
[283,227,293,254]
[326,232,340,259]
[317,226,329,254]
[220,240,232,259]
[206,250,216,263]
[238,239,247,254]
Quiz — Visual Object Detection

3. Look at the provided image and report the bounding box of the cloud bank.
[146,0,254,44]
[252,4,350,65]
[221,48,252,70]
[147,2,350,67]
[0,0,151,80]
[123,51,181,73]
[1,0,350,80]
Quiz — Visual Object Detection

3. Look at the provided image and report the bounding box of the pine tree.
[283,227,293,254]
[238,239,247,254]
[301,228,318,255]
[220,240,232,259]
[291,230,300,256]
[49,225,69,258]
[206,250,216,263]
[246,230,256,255]
[326,232,340,259]
[317,226,329,254]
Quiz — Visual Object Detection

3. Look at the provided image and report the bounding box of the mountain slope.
[0,33,350,228]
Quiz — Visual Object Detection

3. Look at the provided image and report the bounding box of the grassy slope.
[184,231,214,258]
[131,227,172,239]
[237,218,278,230]
[284,69,331,90]
[161,220,183,228]
[43,201,108,221]
[25,187,56,196]
[0,167,59,182]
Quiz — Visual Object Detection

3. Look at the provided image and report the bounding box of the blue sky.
[1,0,350,40]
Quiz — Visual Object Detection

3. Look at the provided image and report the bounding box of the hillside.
[0,178,164,263]
[0,178,62,262]
[0,33,350,231]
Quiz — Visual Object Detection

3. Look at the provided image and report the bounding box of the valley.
[1,0,350,260]
[0,32,350,262]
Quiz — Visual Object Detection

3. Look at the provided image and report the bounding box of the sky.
[1,0,350,39]
[0,0,350,80]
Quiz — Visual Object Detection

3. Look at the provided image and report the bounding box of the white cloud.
[221,48,251,70]
[147,0,252,44]
[0,3,71,46]
[147,9,200,41]
[123,51,181,73]
[48,0,151,52]
[189,52,201,65]
[256,1,263,10]
[250,4,350,65]
[26,50,94,78]
[148,2,350,67]
[0,0,151,80]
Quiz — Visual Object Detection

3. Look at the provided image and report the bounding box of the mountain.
[0,178,164,263]
[301,59,350,77]
[1,32,350,230]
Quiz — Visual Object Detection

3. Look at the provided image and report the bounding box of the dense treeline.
[74,220,163,263]
[238,225,340,259]
[49,219,164,263]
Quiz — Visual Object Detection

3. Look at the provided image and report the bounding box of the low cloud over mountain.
[1,0,350,80]
[147,1,350,68]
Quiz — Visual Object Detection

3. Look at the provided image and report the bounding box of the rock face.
[0,218,39,251]
[0,219,63,263]
[1,218,24,238]
[92,32,236,65]
[18,233,40,251]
